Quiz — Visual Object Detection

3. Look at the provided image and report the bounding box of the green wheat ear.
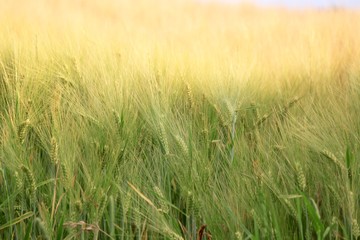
[163,227,184,240]
[122,191,132,216]
[50,137,59,165]
[96,193,108,221]
[60,162,71,188]
[213,103,228,127]
[321,149,346,171]
[235,231,243,240]
[253,113,271,128]
[187,191,200,217]
[186,82,194,109]
[34,217,51,240]
[283,199,297,218]
[328,186,341,204]
[0,168,3,188]
[108,195,115,237]
[21,164,36,203]
[18,119,30,144]
[133,204,141,229]
[352,219,360,239]
[14,170,26,207]
[74,199,83,213]
[14,170,23,191]
[154,186,169,213]
[348,191,355,218]
[158,121,169,155]
[174,135,189,158]
[250,209,262,228]
[295,163,306,191]
[225,100,236,120]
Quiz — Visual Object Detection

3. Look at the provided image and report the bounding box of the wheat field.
[1,0,360,239]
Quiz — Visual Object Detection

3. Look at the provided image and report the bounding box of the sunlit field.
[1,0,360,239]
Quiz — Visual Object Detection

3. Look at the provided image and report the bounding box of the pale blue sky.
[202,0,360,8]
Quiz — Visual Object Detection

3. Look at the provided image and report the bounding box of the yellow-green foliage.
[1,0,359,93]
[1,1,360,239]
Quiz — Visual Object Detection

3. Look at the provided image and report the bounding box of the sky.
[202,0,360,8]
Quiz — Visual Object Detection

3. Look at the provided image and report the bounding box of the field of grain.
[1,0,360,239]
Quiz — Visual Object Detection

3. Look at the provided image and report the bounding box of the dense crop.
[1,1,360,239]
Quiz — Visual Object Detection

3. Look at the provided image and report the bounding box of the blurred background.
[201,0,360,8]
[1,0,359,83]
